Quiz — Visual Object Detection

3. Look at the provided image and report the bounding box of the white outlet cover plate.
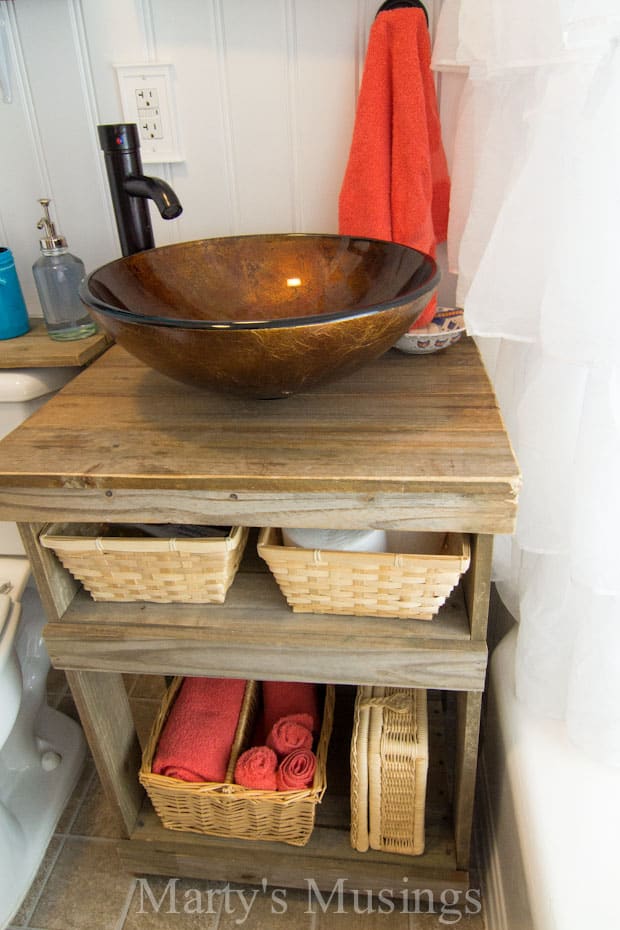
[114,63,184,163]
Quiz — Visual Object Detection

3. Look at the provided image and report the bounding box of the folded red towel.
[234,746,278,790]
[261,681,320,735]
[266,714,314,757]
[276,749,317,791]
[338,8,450,329]
[152,677,246,783]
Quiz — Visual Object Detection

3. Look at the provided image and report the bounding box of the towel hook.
[375,0,429,27]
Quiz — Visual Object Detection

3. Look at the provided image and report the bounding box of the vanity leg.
[18,522,79,621]
[66,669,144,838]
[454,690,483,870]
[462,533,494,642]
[453,533,493,868]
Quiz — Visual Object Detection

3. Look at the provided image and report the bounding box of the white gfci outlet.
[114,64,183,163]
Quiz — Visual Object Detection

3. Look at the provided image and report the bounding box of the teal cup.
[0,247,30,340]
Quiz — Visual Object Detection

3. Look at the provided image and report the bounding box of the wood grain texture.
[0,318,112,367]
[122,803,469,894]
[18,521,79,621]
[462,533,494,641]
[65,669,143,837]
[0,338,520,534]
[44,581,487,690]
[453,691,483,869]
[48,563,473,639]
[0,486,517,533]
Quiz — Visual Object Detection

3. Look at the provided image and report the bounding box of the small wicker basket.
[350,686,429,856]
[140,678,335,847]
[39,523,248,604]
[257,527,470,620]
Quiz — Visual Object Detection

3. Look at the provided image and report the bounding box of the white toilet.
[0,366,86,929]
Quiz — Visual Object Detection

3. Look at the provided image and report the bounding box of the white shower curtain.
[432,0,620,766]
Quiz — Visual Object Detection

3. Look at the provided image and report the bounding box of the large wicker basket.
[140,677,335,847]
[350,686,429,855]
[257,526,470,620]
[39,523,248,604]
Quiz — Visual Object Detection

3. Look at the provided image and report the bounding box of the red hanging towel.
[338,8,450,329]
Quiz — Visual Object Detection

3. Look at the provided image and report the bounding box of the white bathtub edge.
[482,626,620,930]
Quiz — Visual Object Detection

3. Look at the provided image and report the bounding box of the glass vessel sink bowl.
[80,234,439,399]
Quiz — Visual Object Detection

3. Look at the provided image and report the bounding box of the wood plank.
[0,317,112,367]
[462,534,494,641]
[0,487,518,534]
[121,807,468,896]
[453,691,483,869]
[49,567,473,640]
[45,619,487,691]
[0,430,522,490]
[65,669,143,837]
[18,521,78,621]
[2,401,516,446]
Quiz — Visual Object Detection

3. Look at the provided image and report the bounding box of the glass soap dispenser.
[32,198,97,341]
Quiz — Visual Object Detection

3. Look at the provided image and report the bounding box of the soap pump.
[32,198,97,341]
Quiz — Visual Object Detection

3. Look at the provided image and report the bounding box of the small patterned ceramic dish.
[394,307,465,355]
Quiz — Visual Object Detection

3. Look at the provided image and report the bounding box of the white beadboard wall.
[0,0,451,317]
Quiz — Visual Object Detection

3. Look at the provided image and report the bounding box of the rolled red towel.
[266,714,313,757]
[152,677,246,783]
[276,749,317,791]
[261,681,320,735]
[234,746,278,790]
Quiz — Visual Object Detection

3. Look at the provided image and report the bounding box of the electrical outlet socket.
[135,87,159,109]
[138,108,164,140]
[114,63,183,163]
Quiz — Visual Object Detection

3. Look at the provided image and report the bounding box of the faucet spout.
[98,123,183,256]
[123,175,183,220]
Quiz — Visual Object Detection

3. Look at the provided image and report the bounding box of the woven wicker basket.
[257,527,470,620]
[350,686,429,855]
[140,678,335,846]
[39,523,248,603]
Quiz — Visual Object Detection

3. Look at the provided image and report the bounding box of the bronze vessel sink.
[80,234,439,398]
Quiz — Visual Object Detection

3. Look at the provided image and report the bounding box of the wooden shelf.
[121,689,469,895]
[44,556,486,692]
[123,801,467,896]
[0,317,112,368]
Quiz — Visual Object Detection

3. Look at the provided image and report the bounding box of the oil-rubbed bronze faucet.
[98,123,182,256]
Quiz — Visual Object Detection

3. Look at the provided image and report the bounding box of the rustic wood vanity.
[0,337,519,896]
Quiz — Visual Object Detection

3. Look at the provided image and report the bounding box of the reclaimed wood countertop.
[0,318,112,368]
[0,337,520,534]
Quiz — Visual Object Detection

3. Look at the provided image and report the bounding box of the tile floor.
[7,672,487,930]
